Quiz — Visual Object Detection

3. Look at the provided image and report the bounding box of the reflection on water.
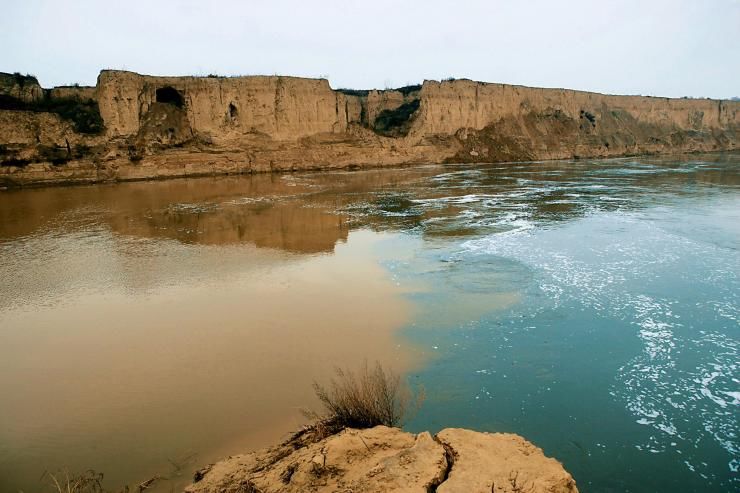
[0,175,350,253]
[0,153,738,492]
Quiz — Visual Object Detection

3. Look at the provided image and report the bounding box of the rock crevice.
[427,436,454,493]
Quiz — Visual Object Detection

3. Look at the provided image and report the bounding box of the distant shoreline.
[1,70,737,189]
[1,149,738,191]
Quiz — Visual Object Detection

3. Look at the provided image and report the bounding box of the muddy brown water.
[0,171,438,492]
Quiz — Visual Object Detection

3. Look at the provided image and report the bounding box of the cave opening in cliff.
[155,86,184,108]
[228,103,238,121]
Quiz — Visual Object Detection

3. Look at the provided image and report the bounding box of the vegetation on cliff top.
[0,93,104,134]
[5,72,40,87]
[336,83,422,97]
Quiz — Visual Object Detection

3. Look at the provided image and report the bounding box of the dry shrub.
[43,468,160,493]
[305,361,424,430]
[42,470,105,493]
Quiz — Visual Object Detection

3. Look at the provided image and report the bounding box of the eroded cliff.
[0,70,737,187]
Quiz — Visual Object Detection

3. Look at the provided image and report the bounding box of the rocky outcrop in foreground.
[185,426,578,493]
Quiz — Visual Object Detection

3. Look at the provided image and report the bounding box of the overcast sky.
[2,0,738,98]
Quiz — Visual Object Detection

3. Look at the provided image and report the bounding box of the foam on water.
[460,206,739,480]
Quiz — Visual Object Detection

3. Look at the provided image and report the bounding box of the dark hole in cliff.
[229,103,238,120]
[156,86,184,108]
[373,99,421,137]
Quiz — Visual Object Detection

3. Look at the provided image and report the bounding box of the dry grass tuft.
[42,468,162,493]
[304,361,424,431]
[42,470,105,493]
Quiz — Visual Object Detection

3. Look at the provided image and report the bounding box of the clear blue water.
[354,156,739,492]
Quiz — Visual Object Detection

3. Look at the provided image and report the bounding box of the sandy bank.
[185,425,578,493]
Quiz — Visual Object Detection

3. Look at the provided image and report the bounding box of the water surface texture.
[1,154,738,492]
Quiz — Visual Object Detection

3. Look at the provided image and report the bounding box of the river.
[1,153,737,492]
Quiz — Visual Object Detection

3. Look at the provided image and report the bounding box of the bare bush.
[306,361,424,430]
[42,470,105,493]
[43,468,161,493]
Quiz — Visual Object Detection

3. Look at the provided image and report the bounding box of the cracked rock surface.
[184,426,578,493]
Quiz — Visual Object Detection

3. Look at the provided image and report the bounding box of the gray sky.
[2,0,738,98]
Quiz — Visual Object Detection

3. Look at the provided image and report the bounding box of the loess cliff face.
[418,80,738,162]
[0,70,737,187]
[96,71,348,139]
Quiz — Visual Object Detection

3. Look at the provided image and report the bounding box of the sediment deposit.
[1,70,737,187]
[185,426,579,493]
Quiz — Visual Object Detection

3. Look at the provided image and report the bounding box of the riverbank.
[0,148,737,192]
[185,425,578,493]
